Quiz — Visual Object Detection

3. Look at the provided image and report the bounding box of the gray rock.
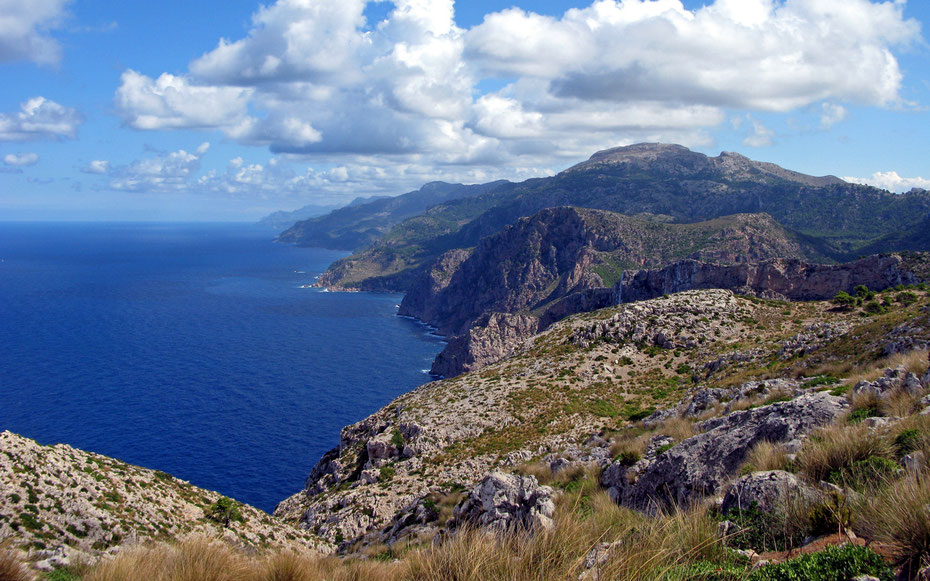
[365,432,398,466]
[721,470,820,516]
[453,472,556,532]
[906,373,925,396]
[602,392,846,512]
[903,451,926,473]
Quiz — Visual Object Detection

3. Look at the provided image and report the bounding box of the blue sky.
[1,0,929,221]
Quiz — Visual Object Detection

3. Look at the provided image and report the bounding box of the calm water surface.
[0,222,444,512]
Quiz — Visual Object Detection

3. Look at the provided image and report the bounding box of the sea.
[0,222,445,513]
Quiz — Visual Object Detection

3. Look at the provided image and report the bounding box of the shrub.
[895,428,923,457]
[801,375,841,389]
[379,466,396,481]
[827,456,900,492]
[721,501,808,552]
[205,496,243,527]
[747,544,892,580]
[831,291,856,309]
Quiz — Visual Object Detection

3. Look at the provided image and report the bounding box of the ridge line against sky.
[0,0,928,221]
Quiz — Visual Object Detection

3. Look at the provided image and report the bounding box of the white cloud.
[0,0,70,65]
[742,116,774,147]
[0,97,83,141]
[820,103,847,129]
[115,70,254,132]
[81,160,110,174]
[111,0,921,198]
[844,171,930,193]
[108,143,210,192]
[469,0,918,111]
[3,152,39,166]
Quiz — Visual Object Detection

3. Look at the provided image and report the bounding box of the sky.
[0,0,929,221]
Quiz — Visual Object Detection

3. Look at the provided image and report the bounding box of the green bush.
[747,544,892,581]
[722,502,806,552]
[801,375,841,389]
[831,291,856,309]
[204,496,243,526]
[827,456,900,491]
[894,428,922,457]
[848,405,881,423]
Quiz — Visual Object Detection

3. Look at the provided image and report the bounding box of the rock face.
[616,254,922,304]
[601,392,848,511]
[430,312,540,377]
[452,472,556,532]
[721,471,820,515]
[401,207,814,376]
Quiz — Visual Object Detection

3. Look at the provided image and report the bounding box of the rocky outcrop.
[616,254,924,304]
[0,431,328,564]
[452,472,556,532]
[721,470,820,515]
[853,365,929,400]
[430,312,540,377]
[601,392,848,512]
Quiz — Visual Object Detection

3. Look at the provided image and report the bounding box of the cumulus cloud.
[0,0,70,65]
[844,171,930,193]
[115,71,253,132]
[0,97,84,141]
[3,152,39,166]
[108,143,210,192]
[112,0,921,197]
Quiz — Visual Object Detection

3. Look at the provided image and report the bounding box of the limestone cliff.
[616,254,922,303]
[400,207,817,377]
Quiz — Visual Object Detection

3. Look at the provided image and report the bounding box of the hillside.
[277,181,509,251]
[313,144,930,292]
[275,283,930,563]
[0,432,329,570]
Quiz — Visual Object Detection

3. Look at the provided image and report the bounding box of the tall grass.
[855,475,930,576]
[798,424,894,484]
[0,549,33,581]
[740,440,790,474]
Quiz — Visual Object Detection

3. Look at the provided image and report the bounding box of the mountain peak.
[567,143,845,187]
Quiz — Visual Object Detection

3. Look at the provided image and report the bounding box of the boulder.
[602,392,846,512]
[453,472,556,532]
[721,470,820,516]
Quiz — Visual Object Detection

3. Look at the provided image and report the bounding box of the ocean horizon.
[0,221,445,512]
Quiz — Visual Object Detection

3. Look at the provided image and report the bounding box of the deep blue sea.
[0,222,444,512]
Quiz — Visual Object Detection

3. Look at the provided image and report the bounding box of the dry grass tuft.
[797,424,894,484]
[609,432,647,462]
[845,349,930,385]
[741,440,790,474]
[654,417,696,441]
[882,388,923,418]
[0,549,33,581]
[855,474,930,575]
